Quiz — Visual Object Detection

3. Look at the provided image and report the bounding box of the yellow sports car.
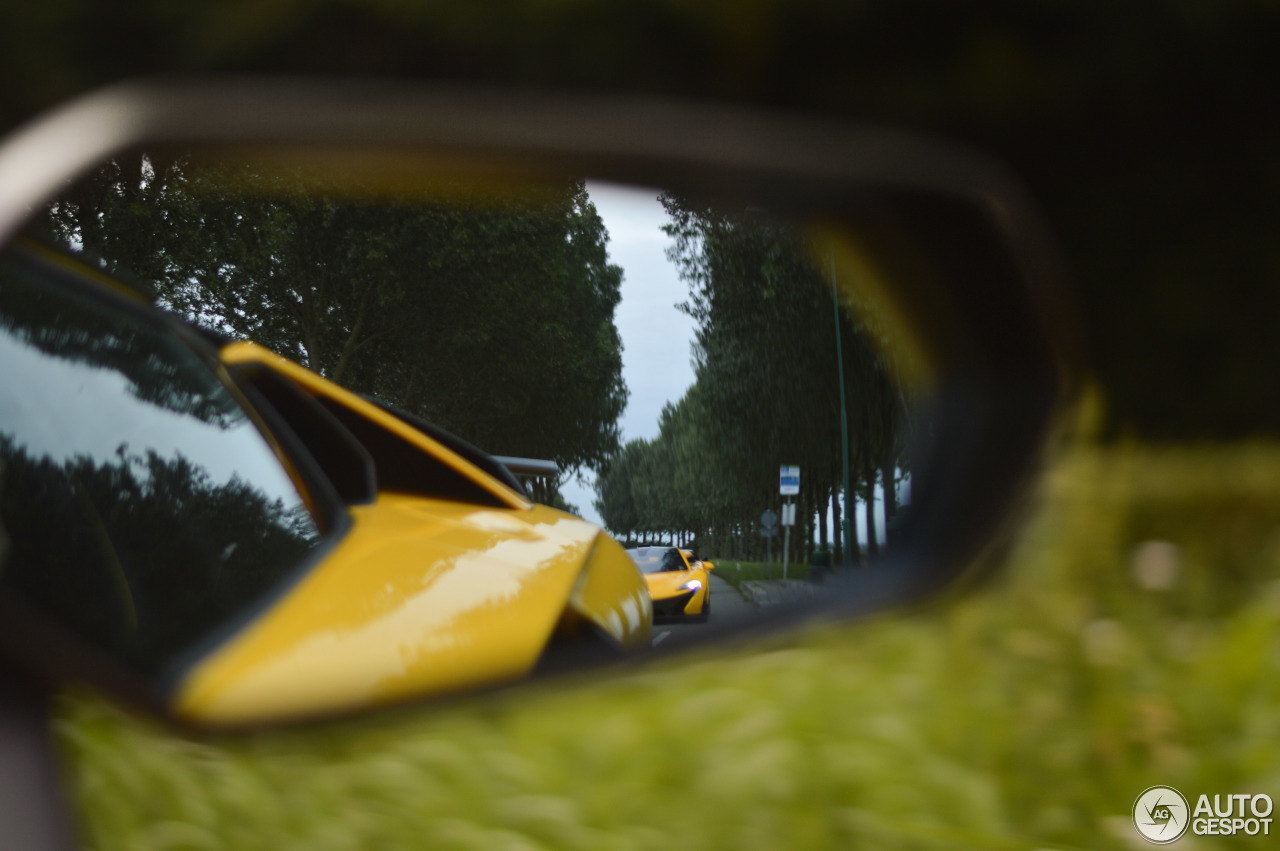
[0,239,652,728]
[627,546,714,622]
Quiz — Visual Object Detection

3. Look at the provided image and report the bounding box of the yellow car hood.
[174,496,649,727]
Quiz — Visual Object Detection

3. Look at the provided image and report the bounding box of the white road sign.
[779,465,800,495]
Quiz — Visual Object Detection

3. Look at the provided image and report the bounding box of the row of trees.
[40,153,629,496]
[594,195,909,565]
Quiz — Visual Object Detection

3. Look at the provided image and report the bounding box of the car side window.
[661,549,686,572]
[0,244,326,679]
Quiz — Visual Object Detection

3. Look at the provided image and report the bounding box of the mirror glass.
[0,242,326,675]
[1,145,932,726]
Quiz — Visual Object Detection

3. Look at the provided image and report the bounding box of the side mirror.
[0,80,1075,729]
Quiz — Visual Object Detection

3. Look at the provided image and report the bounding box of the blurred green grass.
[707,559,813,590]
[54,441,1280,850]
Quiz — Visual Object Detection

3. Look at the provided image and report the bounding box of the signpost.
[759,508,779,576]
[779,466,799,579]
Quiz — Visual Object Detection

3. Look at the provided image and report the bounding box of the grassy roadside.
[54,441,1280,850]
[708,558,813,590]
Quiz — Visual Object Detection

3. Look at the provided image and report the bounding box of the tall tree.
[621,193,908,558]
[39,157,629,480]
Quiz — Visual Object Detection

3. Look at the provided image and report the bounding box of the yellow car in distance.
[627,546,714,622]
[0,240,652,729]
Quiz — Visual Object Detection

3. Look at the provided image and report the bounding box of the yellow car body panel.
[175,497,651,727]
[565,535,655,644]
[168,344,651,727]
[681,549,716,573]
[219,341,531,510]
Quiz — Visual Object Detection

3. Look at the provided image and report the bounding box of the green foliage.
[595,196,904,555]
[55,441,1280,849]
[707,560,813,591]
[593,439,644,539]
[39,159,628,475]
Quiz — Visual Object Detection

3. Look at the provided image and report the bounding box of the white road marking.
[652,630,672,647]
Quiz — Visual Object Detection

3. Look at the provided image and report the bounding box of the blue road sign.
[779,465,800,495]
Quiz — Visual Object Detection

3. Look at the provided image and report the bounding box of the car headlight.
[681,579,703,593]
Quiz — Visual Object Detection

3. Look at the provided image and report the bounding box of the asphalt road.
[651,574,756,649]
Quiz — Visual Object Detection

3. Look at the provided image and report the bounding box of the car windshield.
[626,547,687,574]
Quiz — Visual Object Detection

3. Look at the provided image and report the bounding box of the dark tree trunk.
[804,491,814,563]
[818,487,829,550]
[862,468,879,560]
[881,456,897,546]
[831,487,843,566]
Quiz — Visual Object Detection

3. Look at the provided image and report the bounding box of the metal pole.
[767,535,772,579]
[831,254,853,568]
[782,500,791,581]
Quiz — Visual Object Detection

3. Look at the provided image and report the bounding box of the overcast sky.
[559,182,696,525]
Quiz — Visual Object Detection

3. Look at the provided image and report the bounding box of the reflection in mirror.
[2,147,928,725]
[0,243,326,676]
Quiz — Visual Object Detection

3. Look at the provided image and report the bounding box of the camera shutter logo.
[1134,786,1190,844]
